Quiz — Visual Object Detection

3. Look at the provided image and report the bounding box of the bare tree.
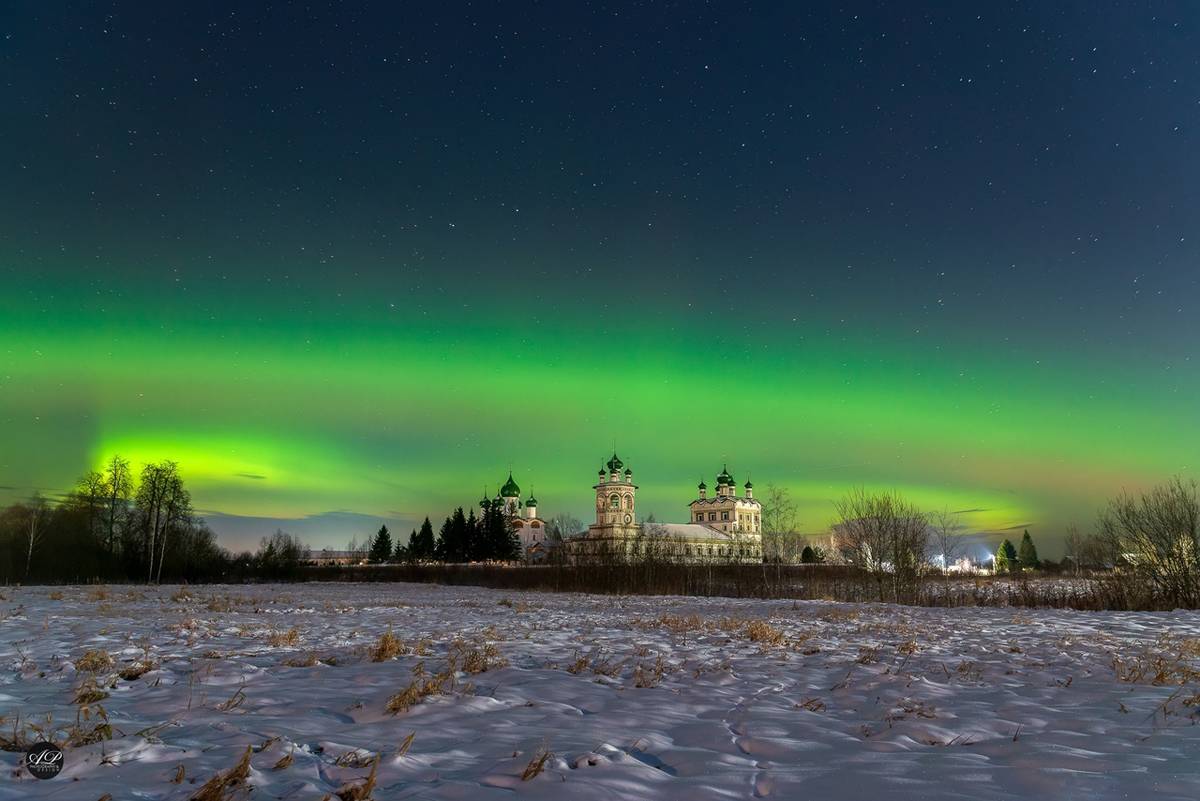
[833,488,929,603]
[760,483,800,564]
[137,461,189,583]
[104,456,133,555]
[927,507,965,570]
[24,493,47,577]
[1097,477,1200,608]
[73,470,109,545]
[1063,524,1085,575]
[155,471,192,583]
[546,513,583,543]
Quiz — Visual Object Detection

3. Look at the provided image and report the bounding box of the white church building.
[569,453,763,563]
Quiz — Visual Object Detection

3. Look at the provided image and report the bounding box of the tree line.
[0,456,310,583]
[360,502,524,564]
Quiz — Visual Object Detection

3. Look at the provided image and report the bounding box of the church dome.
[606,452,624,472]
[716,466,732,485]
[744,480,753,489]
[500,473,520,497]
[698,479,707,490]
[525,495,537,507]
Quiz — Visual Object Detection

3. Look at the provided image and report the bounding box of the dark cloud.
[235,473,267,480]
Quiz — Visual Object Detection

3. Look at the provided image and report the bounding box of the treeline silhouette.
[0,457,307,583]
[362,504,523,564]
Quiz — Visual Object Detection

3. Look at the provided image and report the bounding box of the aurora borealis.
[2,3,1197,553]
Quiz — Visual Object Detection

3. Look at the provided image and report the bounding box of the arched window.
[623,494,633,510]
[610,493,620,509]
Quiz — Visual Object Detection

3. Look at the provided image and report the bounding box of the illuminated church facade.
[571,453,763,563]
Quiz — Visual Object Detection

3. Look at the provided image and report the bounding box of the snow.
[2,582,1199,799]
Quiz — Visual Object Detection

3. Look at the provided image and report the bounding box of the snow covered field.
[2,582,1199,800]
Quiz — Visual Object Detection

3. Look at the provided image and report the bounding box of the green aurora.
[2,279,1193,554]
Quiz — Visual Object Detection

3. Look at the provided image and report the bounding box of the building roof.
[650,523,742,542]
[689,496,762,507]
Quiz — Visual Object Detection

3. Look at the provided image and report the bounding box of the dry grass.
[397,731,416,757]
[746,619,785,646]
[633,655,667,688]
[76,649,114,673]
[172,764,187,783]
[215,687,247,712]
[520,745,552,781]
[48,590,64,601]
[795,696,826,712]
[282,652,319,668]
[856,646,882,664]
[73,676,110,705]
[370,629,405,662]
[273,747,295,770]
[449,640,506,674]
[656,613,707,633]
[190,745,252,801]
[267,627,301,647]
[386,671,453,714]
[334,756,378,800]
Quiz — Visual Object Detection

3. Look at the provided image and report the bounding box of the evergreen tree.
[435,515,452,561]
[1018,529,1040,570]
[415,517,436,560]
[477,503,514,560]
[436,507,471,562]
[995,538,1018,572]
[368,525,392,563]
[403,529,419,562]
[464,508,479,561]
[800,545,817,564]
[408,515,436,561]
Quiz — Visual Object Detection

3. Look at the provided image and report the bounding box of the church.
[479,472,548,552]
[569,453,763,563]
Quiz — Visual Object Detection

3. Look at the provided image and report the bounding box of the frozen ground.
[1,583,1199,800]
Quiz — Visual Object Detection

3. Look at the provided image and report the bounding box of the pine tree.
[403,529,419,562]
[800,545,816,564]
[435,516,452,562]
[995,538,1017,573]
[1018,529,1040,570]
[464,508,479,562]
[368,525,392,563]
[413,517,436,561]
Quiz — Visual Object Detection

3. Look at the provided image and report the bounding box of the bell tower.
[588,452,639,538]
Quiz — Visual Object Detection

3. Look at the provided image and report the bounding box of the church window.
[610,493,620,509]
[722,511,729,521]
[531,521,540,528]
[708,512,717,521]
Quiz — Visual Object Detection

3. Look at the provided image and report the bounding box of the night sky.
[2,2,1197,553]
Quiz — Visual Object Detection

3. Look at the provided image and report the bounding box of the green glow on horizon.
[2,279,1195,551]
